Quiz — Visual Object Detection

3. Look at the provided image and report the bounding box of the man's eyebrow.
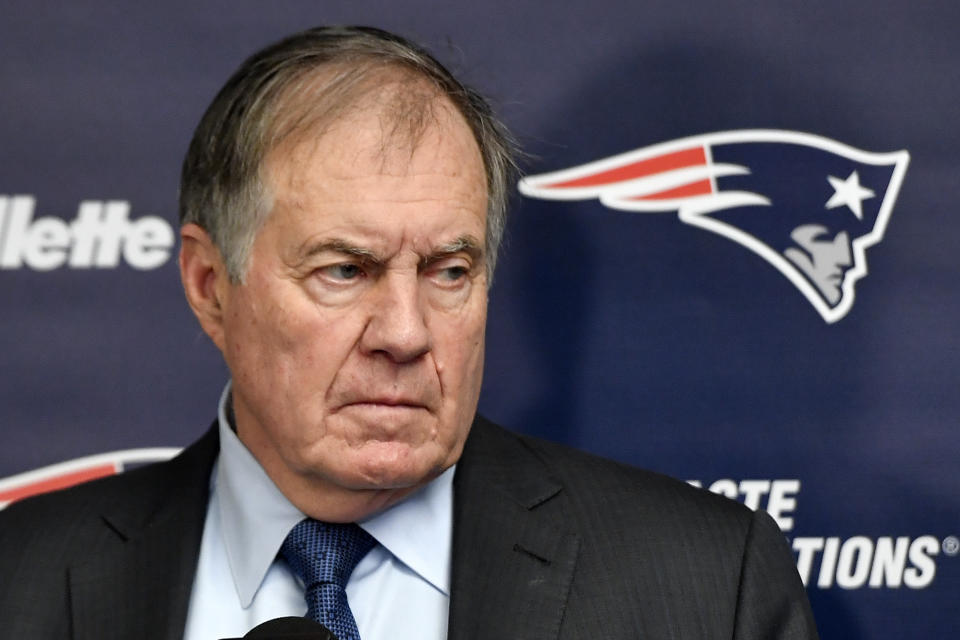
[427,235,484,261]
[292,235,483,267]
[296,239,381,263]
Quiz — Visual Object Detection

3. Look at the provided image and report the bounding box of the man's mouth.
[339,396,430,411]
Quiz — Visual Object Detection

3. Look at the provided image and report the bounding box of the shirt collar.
[214,381,454,606]
[215,382,304,607]
[359,464,454,597]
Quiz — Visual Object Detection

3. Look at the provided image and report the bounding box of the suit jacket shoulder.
[449,417,818,640]
[0,425,218,640]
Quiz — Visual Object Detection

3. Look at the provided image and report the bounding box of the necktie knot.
[280,519,376,639]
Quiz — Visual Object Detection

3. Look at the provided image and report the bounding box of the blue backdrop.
[2,2,957,637]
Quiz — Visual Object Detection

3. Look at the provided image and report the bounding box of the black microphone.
[220,616,339,640]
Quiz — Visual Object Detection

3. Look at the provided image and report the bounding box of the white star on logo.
[825,170,875,220]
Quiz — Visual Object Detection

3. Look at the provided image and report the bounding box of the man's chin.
[329,443,448,491]
[280,432,463,520]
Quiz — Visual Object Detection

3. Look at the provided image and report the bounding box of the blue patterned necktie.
[280,518,377,640]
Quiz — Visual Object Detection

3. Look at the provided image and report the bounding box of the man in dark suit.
[0,26,819,640]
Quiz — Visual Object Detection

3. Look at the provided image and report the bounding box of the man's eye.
[439,266,468,281]
[321,263,364,281]
[428,262,471,287]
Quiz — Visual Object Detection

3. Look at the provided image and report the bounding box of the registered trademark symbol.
[943,536,959,556]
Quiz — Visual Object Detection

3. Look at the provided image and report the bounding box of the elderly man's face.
[211,96,488,520]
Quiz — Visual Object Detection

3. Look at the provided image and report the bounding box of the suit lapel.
[68,426,218,640]
[448,418,580,640]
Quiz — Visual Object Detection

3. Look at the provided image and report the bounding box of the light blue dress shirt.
[183,383,453,640]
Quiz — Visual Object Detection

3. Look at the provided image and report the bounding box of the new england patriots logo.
[518,130,909,323]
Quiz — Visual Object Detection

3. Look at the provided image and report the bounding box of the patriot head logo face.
[518,130,909,323]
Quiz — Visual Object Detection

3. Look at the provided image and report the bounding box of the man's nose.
[360,272,432,363]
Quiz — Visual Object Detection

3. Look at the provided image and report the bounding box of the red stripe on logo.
[634,179,713,200]
[0,463,117,504]
[546,147,706,188]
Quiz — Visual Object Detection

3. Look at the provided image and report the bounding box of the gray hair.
[179,25,519,282]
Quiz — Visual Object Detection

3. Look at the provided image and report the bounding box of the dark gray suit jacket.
[0,417,818,639]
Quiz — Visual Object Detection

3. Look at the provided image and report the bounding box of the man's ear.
[180,223,232,353]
